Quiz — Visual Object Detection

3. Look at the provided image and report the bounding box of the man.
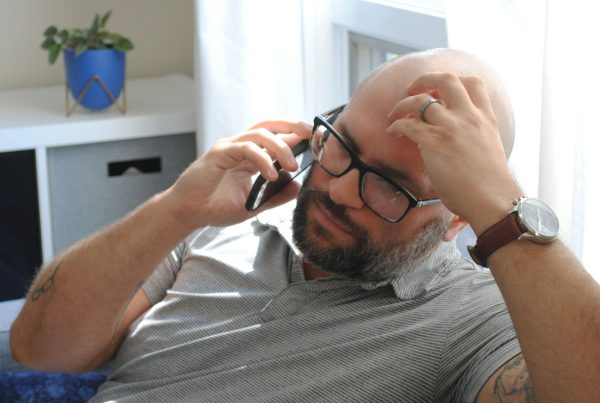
[10,49,600,402]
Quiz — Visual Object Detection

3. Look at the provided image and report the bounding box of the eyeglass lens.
[310,122,410,221]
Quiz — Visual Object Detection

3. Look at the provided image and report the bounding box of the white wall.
[0,0,194,90]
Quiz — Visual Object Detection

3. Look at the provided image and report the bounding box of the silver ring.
[419,98,441,123]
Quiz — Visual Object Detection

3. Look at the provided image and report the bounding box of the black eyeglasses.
[309,104,442,223]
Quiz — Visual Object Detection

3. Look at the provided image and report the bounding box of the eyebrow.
[338,121,422,193]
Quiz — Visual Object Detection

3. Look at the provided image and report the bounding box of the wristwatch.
[468,196,560,267]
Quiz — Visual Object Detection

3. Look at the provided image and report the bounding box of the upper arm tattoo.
[30,260,64,301]
[493,354,536,402]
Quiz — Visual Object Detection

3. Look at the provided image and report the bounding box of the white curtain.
[194,0,306,153]
[447,0,600,280]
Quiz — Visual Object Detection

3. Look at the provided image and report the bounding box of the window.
[301,0,447,115]
[331,0,448,98]
[348,32,417,94]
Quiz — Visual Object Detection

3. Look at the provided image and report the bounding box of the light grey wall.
[0,0,194,90]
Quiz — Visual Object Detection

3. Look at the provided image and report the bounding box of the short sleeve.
[142,241,186,305]
[436,273,522,402]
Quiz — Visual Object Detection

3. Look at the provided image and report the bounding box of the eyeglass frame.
[310,104,442,223]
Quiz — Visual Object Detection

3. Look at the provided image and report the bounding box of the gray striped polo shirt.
[91,201,520,402]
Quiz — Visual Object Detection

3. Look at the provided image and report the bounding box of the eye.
[372,174,399,194]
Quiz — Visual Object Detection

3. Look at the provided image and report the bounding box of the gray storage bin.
[47,133,196,254]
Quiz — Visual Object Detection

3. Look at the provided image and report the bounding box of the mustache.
[302,185,366,236]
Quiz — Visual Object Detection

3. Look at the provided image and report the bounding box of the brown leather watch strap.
[468,211,525,267]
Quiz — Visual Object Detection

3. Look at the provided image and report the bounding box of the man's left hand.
[386,73,521,234]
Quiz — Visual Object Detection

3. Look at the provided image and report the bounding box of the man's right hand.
[164,120,313,230]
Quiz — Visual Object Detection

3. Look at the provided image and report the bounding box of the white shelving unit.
[0,74,197,263]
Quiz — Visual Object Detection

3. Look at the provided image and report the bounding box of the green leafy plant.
[41,10,134,65]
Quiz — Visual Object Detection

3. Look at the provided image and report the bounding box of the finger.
[386,116,441,147]
[276,132,309,149]
[219,141,279,181]
[387,93,446,125]
[234,129,299,172]
[459,76,494,113]
[246,120,313,139]
[408,72,472,110]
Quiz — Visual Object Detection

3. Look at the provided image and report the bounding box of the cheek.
[370,209,441,244]
[368,221,407,244]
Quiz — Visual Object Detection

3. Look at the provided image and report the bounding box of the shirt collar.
[255,201,462,301]
[256,200,301,255]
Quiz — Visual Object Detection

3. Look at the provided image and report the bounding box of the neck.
[302,257,334,280]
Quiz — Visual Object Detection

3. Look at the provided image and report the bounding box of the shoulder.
[443,267,513,341]
[433,258,501,302]
[434,264,522,402]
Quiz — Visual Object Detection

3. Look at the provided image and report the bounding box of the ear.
[443,215,469,242]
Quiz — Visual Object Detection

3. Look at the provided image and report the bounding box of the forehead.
[351,55,424,111]
[333,64,431,194]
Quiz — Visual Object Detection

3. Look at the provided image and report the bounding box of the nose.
[327,168,364,210]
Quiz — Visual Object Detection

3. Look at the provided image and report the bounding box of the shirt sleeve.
[142,241,187,305]
[436,272,522,402]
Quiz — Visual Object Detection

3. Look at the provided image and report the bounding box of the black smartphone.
[245,140,313,211]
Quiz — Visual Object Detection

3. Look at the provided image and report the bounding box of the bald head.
[355,48,515,158]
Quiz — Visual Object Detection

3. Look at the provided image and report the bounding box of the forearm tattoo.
[31,260,64,301]
[493,354,536,402]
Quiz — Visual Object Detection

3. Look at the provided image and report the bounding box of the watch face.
[518,198,560,240]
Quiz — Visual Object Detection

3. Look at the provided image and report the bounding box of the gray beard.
[292,170,450,282]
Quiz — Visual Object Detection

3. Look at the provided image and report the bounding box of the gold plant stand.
[65,74,126,117]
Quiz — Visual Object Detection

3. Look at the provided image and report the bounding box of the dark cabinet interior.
[0,150,42,302]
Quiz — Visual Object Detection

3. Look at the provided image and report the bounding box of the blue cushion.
[0,370,107,402]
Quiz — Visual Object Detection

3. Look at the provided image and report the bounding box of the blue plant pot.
[64,48,125,110]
